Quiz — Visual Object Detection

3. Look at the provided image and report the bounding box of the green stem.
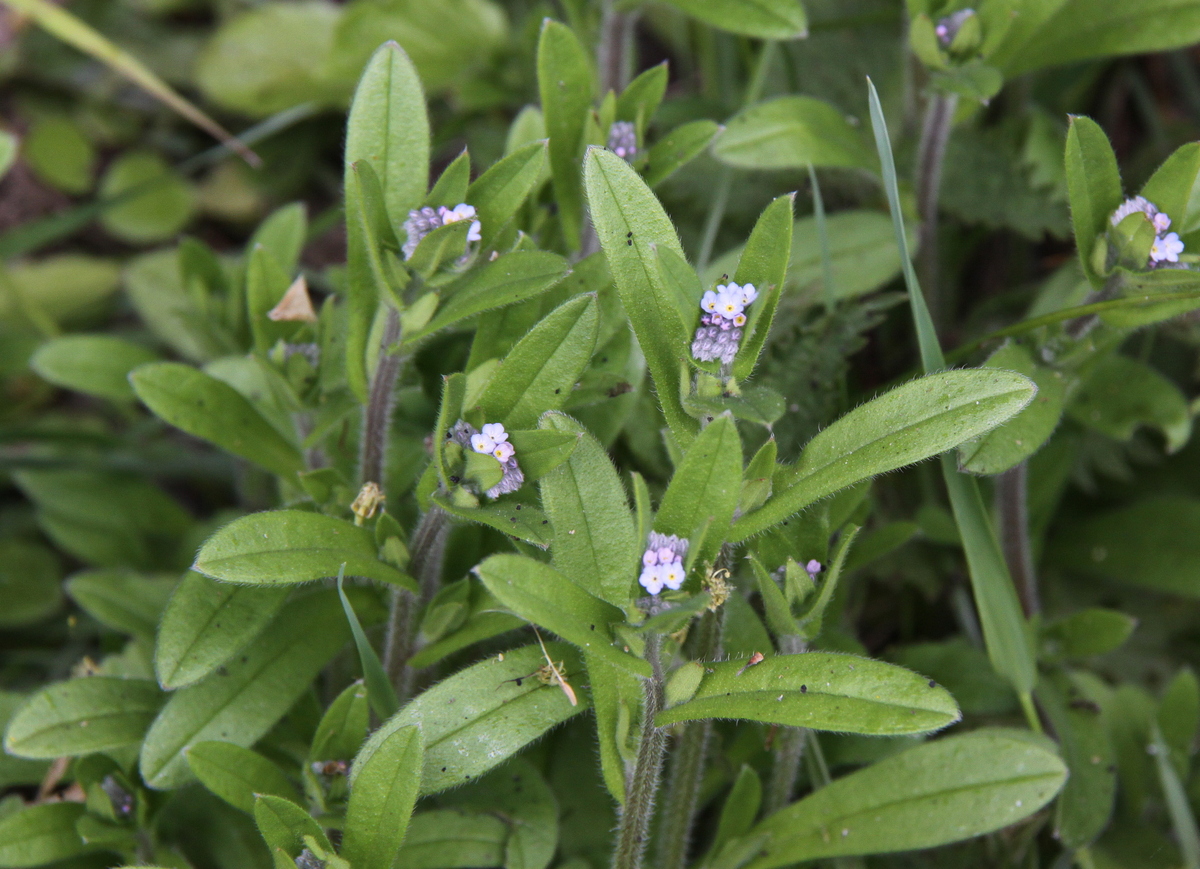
[1019,691,1044,735]
[359,308,403,487]
[655,609,725,869]
[996,462,1038,618]
[612,633,667,869]
[382,506,449,699]
[808,165,837,312]
[914,91,957,332]
[763,634,807,815]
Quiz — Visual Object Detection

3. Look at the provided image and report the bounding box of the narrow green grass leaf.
[867,78,1037,697]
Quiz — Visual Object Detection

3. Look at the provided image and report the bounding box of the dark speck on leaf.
[929,680,936,687]
[510,517,517,523]
[450,475,460,484]
[800,684,807,693]
[442,766,447,772]
[542,520,548,524]
[515,505,521,510]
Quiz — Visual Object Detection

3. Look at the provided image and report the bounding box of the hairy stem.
[359,308,402,487]
[613,633,667,869]
[597,0,638,96]
[996,462,1039,618]
[763,633,807,815]
[382,506,449,699]
[914,91,957,332]
[655,609,725,869]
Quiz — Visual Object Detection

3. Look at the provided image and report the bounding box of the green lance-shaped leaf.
[406,251,570,342]
[1049,496,1200,597]
[426,148,471,206]
[616,62,668,128]
[395,811,506,869]
[130,362,304,479]
[249,201,307,276]
[31,334,159,401]
[655,415,743,570]
[344,41,429,401]
[644,120,721,189]
[186,741,301,814]
[475,554,650,677]
[538,412,638,608]
[656,0,806,39]
[466,140,548,251]
[984,1,1200,79]
[584,146,697,441]
[253,794,334,865]
[474,294,599,431]
[1067,354,1192,454]
[193,510,414,589]
[4,677,164,759]
[731,193,794,379]
[341,721,422,869]
[433,495,554,549]
[310,681,369,763]
[732,369,1036,540]
[1139,141,1200,239]
[655,652,959,734]
[742,729,1066,868]
[537,19,592,249]
[140,588,382,789]
[246,243,295,354]
[66,569,173,639]
[155,572,290,690]
[337,568,399,720]
[714,97,874,172]
[1037,672,1116,849]
[389,642,589,794]
[869,78,1038,700]
[957,343,1067,475]
[1065,115,1123,287]
[0,803,89,868]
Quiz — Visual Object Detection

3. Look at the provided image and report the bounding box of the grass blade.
[866,78,1037,701]
[5,0,258,165]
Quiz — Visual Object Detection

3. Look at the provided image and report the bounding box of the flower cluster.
[402,203,483,259]
[450,420,524,498]
[691,282,758,365]
[638,532,689,595]
[607,121,637,162]
[1110,195,1184,266]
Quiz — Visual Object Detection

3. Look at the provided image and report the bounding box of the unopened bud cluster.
[607,121,638,161]
[934,8,975,46]
[402,203,482,259]
[638,532,689,595]
[1110,195,1184,266]
[691,282,758,365]
[451,420,524,498]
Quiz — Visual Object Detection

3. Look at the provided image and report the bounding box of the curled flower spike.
[607,121,637,161]
[1110,195,1159,227]
[693,282,758,365]
[439,203,482,242]
[451,420,524,498]
[402,206,442,259]
[1109,196,1186,268]
[638,532,689,596]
